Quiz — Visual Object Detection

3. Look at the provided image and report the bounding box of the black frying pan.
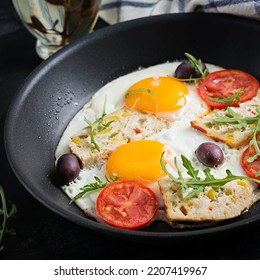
[4,13,260,242]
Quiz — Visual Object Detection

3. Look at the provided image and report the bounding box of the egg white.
[55,61,258,223]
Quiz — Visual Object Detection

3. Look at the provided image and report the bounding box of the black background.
[1,0,260,260]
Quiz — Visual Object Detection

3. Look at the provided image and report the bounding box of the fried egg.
[124,76,188,113]
[106,140,166,183]
[55,61,259,225]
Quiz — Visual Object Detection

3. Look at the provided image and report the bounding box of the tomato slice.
[96,180,158,229]
[197,69,259,109]
[241,146,260,181]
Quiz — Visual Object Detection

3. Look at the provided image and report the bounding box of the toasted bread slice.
[69,107,170,168]
[191,93,260,148]
[158,177,254,222]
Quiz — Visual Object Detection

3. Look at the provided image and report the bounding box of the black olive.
[174,60,207,79]
[195,142,224,167]
[56,153,81,185]
[174,60,194,79]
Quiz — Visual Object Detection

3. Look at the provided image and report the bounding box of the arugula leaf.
[213,107,256,129]
[185,53,208,78]
[84,96,114,152]
[69,176,119,204]
[0,185,17,252]
[183,186,204,200]
[160,154,187,194]
[160,154,260,200]
[203,168,215,180]
[177,53,209,83]
[209,89,244,107]
[213,106,260,163]
[160,153,180,183]
[247,116,260,163]
[181,154,200,181]
[69,176,106,204]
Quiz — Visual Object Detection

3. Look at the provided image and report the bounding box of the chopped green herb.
[0,185,17,252]
[125,88,159,112]
[84,96,114,152]
[160,153,260,200]
[205,122,213,128]
[108,132,119,139]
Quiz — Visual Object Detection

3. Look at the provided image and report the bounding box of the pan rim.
[4,12,260,241]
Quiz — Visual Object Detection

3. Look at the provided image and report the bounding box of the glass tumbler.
[12,0,100,59]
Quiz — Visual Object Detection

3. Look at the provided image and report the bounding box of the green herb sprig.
[213,106,260,162]
[0,185,17,252]
[69,176,119,204]
[209,89,244,107]
[213,107,258,129]
[160,153,260,200]
[125,88,159,112]
[178,53,209,83]
[84,96,114,152]
[247,115,260,162]
[69,176,106,204]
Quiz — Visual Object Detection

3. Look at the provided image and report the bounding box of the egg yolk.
[106,140,166,183]
[124,76,188,113]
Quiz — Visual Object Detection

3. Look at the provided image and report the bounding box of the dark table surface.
[1,2,260,260]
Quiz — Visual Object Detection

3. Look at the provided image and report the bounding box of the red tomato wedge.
[197,69,259,109]
[241,146,260,181]
[96,180,158,229]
